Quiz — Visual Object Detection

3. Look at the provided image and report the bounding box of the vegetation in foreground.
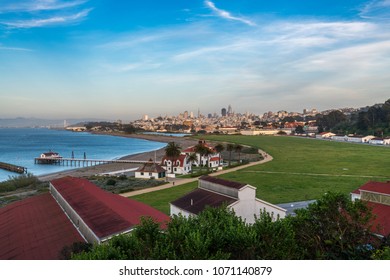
[72,193,389,260]
[0,174,48,207]
[89,175,167,194]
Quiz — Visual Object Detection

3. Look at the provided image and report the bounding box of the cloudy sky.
[0,0,389,120]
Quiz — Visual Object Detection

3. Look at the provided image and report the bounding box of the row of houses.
[317,132,390,145]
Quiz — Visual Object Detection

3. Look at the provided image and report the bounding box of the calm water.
[0,128,165,182]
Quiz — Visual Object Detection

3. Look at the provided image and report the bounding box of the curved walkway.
[121,150,273,197]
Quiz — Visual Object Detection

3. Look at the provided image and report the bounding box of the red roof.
[161,154,187,167]
[352,181,390,195]
[209,156,220,162]
[367,202,390,236]
[50,177,170,240]
[182,140,216,153]
[0,193,84,260]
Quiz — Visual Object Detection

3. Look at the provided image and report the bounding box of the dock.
[34,157,149,167]
[0,162,27,174]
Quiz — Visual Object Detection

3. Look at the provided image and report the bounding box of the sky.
[0,0,389,121]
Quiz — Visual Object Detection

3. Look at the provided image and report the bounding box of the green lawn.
[132,135,390,214]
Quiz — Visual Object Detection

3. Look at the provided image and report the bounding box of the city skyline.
[1,1,390,120]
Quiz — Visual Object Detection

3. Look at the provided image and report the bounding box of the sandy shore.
[38,133,199,182]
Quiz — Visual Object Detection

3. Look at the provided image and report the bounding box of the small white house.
[369,137,390,145]
[316,132,335,139]
[40,151,62,158]
[331,134,347,142]
[170,176,286,224]
[346,135,375,143]
[135,159,166,179]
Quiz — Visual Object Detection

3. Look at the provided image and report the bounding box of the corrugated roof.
[50,177,169,240]
[199,175,246,190]
[353,181,390,195]
[171,188,237,215]
[0,193,84,260]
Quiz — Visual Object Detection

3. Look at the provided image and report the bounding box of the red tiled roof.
[353,181,390,196]
[199,175,246,190]
[209,156,220,162]
[170,188,237,215]
[0,193,84,260]
[367,202,390,236]
[161,154,187,167]
[50,177,169,240]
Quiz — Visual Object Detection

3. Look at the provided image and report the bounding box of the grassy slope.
[133,135,390,214]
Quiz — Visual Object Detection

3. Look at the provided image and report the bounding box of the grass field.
[132,135,390,214]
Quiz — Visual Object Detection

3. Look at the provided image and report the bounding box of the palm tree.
[194,143,207,172]
[234,144,243,163]
[164,142,181,173]
[226,143,234,166]
[187,153,197,174]
[214,143,224,168]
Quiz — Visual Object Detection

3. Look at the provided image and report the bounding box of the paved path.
[121,150,273,197]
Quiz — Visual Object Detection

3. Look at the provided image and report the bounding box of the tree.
[194,143,208,172]
[295,125,305,135]
[291,192,379,259]
[214,143,225,168]
[226,143,234,166]
[164,142,181,173]
[187,153,197,174]
[234,144,243,163]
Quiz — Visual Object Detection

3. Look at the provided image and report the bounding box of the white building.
[369,137,390,145]
[181,140,223,170]
[161,154,192,175]
[331,134,347,142]
[346,135,375,143]
[135,159,166,179]
[170,176,286,224]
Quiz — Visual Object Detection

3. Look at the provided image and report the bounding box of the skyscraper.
[227,105,233,116]
[221,108,227,117]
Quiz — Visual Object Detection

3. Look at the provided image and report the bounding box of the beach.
[37,133,199,181]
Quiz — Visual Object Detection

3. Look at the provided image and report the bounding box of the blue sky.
[0,0,389,120]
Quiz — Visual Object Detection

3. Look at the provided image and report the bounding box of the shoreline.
[37,133,199,182]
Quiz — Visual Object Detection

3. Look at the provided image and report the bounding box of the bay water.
[0,128,165,182]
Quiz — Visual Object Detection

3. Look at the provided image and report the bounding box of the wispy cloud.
[0,0,88,13]
[0,43,33,51]
[1,8,92,28]
[359,0,390,19]
[204,0,256,26]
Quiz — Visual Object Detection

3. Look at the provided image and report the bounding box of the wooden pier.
[0,162,27,174]
[34,157,148,167]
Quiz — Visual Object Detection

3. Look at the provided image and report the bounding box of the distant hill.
[0,118,107,128]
